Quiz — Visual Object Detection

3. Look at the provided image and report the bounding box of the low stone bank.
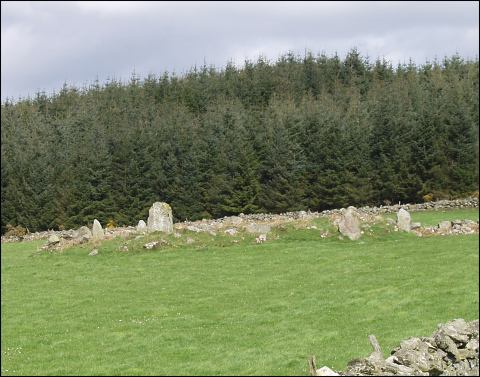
[1,197,477,244]
[310,318,479,376]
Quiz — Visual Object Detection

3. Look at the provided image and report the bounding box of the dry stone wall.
[310,318,479,376]
[2,197,478,244]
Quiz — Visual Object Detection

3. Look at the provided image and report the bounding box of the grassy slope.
[1,209,479,376]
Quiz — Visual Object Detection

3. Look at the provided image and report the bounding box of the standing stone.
[92,219,104,240]
[397,208,411,232]
[337,206,361,240]
[147,202,173,233]
[137,220,147,233]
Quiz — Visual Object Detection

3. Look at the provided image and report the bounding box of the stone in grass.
[438,220,452,232]
[136,220,147,233]
[47,234,61,245]
[256,234,267,243]
[337,206,361,240]
[224,228,238,236]
[411,222,422,229]
[88,249,98,256]
[143,241,159,250]
[316,366,340,376]
[147,202,173,234]
[397,208,411,232]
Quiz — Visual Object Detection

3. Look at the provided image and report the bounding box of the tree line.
[1,50,478,233]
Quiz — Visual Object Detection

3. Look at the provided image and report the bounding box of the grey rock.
[136,220,147,233]
[47,234,61,244]
[246,223,271,234]
[77,226,92,239]
[397,208,411,232]
[315,366,339,376]
[92,219,104,240]
[337,206,361,240]
[88,249,98,256]
[438,221,452,232]
[147,202,173,233]
[411,222,422,229]
[143,241,159,250]
[224,228,238,236]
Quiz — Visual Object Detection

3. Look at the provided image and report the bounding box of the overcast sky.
[1,1,479,101]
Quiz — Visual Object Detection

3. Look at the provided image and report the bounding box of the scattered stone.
[397,208,411,232]
[438,220,452,233]
[256,234,267,243]
[186,225,203,233]
[137,220,147,233]
[411,222,422,229]
[186,237,195,244]
[225,228,238,236]
[173,232,182,238]
[88,249,98,256]
[119,245,129,252]
[147,202,173,233]
[143,241,159,250]
[92,219,104,240]
[337,206,361,240]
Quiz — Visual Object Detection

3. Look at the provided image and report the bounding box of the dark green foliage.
[1,51,478,233]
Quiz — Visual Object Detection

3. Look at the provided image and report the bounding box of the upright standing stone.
[338,206,361,240]
[137,220,147,233]
[92,219,104,240]
[397,208,411,232]
[147,202,173,233]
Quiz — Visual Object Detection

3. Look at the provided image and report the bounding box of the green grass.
[1,209,479,376]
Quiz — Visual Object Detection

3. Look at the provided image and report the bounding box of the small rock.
[137,220,147,233]
[256,234,267,243]
[143,241,159,250]
[438,221,452,233]
[88,249,98,256]
[224,228,238,236]
[315,366,339,376]
[411,222,422,229]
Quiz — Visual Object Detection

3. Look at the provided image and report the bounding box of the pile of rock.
[311,318,479,376]
[415,219,479,236]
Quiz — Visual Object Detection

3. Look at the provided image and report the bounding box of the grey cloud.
[1,1,478,101]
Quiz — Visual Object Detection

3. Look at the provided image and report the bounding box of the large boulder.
[147,202,173,233]
[337,206,361,240]
[397,208,411,232]
[77,226,92,241]
[92,219,104,240]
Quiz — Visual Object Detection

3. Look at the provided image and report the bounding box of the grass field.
[1,208,479,376]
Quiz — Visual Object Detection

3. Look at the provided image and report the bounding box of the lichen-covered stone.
[147,202,173,233]
[337,206,361,240]
[397,208,411,232]
[92,219,104,240]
